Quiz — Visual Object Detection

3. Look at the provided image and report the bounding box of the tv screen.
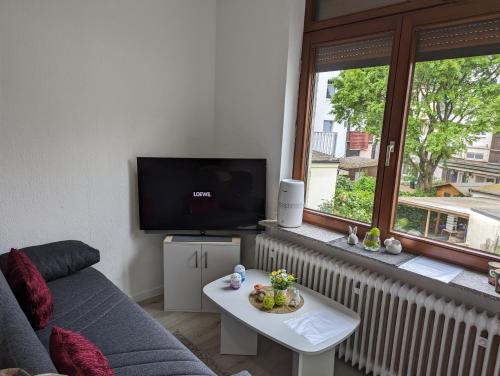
[137,157,266,231]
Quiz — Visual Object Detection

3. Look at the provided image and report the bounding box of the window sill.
[259,220,500,307]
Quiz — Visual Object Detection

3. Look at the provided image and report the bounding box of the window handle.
[195,251,198,269]
[385,141,395,167]
[204,251,208,269]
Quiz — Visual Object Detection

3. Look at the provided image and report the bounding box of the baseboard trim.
[131,286,163,302]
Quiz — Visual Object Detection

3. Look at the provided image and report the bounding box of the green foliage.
[318,175,375,223]
[269,269,295,290]
[395,205,428,233]
[330,55,500,191]
[319,174,437,231]
[396,188,438,233]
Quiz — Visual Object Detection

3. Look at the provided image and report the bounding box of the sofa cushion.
[49,326,114,376]
[0,240,100,282]
[6,250,53,330]
[37,268,216,376]
[0,271,58,374]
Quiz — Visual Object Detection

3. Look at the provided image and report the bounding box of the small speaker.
[277,179,304,228]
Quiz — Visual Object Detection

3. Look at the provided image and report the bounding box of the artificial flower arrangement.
[260,269,295,309]
[249,269,300,311]
[269,269,295,291]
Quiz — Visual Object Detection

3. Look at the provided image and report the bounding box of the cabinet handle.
[204,252,208,269]
[195,251,198,269]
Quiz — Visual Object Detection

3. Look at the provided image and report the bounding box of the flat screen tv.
[137,157,266,231]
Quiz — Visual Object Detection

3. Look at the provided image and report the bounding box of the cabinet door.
[164,244,201,312]
[201,244,240,312]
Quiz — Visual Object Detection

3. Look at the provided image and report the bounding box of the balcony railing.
[312,131,337,157]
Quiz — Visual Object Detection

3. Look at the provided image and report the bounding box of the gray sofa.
[0,250,248,376]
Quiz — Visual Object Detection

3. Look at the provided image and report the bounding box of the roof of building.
[442,158,500,176]
[472,207,500,221]
[338,157,378,170]
[434,182,492,196]
[397,196,499,218]
[311,150,338,163]
[469,183,500,197]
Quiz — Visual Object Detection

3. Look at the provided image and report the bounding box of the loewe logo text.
[193,192,212,197]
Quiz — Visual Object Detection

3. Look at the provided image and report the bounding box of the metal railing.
[312,131,337,157]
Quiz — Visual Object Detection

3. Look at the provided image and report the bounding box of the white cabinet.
[163,243,202,312]
[163,236,240,312]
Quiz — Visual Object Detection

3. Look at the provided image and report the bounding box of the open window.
[304,33,394,224]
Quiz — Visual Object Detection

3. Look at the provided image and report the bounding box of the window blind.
[416,18,500,61]
[315,33,394,72]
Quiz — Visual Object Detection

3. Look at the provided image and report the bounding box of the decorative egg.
[234,264,246,281]
[230,273,242,289]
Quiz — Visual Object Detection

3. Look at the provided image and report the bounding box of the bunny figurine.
[384,237,402,254]
[289,287,301,307]
[348,226,358,245]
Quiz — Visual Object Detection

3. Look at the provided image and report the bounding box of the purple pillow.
[50,326,115,376]
[6,249,53,329]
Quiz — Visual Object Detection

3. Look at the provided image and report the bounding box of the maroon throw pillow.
[6,248,53,329]
[50,326,115,376]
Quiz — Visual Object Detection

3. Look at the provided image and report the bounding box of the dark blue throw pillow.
[0,240,100,281]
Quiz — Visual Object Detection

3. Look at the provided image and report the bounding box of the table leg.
[220,314,258,355]
[292,348,335,376]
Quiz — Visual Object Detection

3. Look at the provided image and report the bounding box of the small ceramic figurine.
[256,291,266,302]
[384,237,402,255]
[251,283,266,302]
[288,287,301,307]
[348,225,358,245]
[234,264,246,281]
[230,273,242,289]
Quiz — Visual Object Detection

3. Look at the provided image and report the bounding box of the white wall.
[305,162,339,210]
[0,0,304,299]
[214,0,305,218]
[0,0,217,300]
[467,210,500,252]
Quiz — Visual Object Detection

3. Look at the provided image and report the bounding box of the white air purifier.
[277,179,304,228]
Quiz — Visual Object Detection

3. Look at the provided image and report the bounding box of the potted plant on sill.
[363,227,381,252]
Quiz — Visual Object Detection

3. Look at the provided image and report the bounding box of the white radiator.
[255,234,500,376]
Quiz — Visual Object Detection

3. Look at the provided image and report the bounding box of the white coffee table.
[203,269,360,376]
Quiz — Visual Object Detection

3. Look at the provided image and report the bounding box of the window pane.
[304,34,393,223]
[314,0,406,21]
[323,120,333,132]
[394,19,500,255]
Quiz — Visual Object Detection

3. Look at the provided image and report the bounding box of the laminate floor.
[139,296,364,376]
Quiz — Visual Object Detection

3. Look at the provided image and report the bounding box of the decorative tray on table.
[248,286,304,314]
